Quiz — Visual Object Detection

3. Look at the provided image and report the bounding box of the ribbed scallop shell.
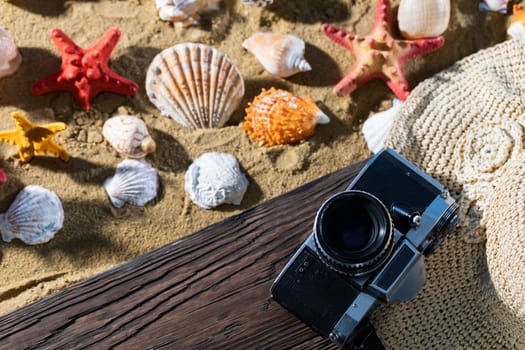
[397,0,450,39]
[0,185,64,245]
[242,32,311,78]
[104,159,159,208]
[146,43,245,129]
[102,115,156,159]
[242,88,330,146]
[242,0,274,6]
[0,27,22,79]
[362,98,403,154]
[184,152,249,209]
[155,0,220,26]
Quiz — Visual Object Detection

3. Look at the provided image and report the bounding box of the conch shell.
[507,5,525,40]
[0,27,22,79]
[397,0,450,39]
[242,88,329,146]
[242,32,311,78]
[146,43,245,129]
[154,0,220,26]
[0,185,64,245]
[102,115,156,159]
[362,98,403,154]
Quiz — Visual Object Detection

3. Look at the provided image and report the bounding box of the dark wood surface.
[0,159,367,350]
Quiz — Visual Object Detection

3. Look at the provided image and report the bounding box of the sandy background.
[0,0,509,315]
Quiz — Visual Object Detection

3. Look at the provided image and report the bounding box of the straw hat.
[373,39,525,349]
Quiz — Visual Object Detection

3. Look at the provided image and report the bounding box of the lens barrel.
[314,191,394,277]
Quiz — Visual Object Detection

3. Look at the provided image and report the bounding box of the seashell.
[478,0,509,13]
[184,152,249,209]
[154,0,220,26]
[397,0,450,39]
[242,0,274,6]
[0,168,6,184]
[102,115,156,159]
[362,98,403,154]
[0,27,22,79]
[0,185,64,245]
[507,5,525,40]
[242,87,330,146]
[146,43,245,129]
[242,32,312,78]
[104,159,159,208]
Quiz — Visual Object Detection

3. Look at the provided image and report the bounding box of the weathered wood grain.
[0,160,368,349]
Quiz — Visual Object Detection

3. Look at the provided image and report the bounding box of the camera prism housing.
[270,149,459,348]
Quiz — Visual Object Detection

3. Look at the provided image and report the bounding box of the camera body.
[270,149,459,348]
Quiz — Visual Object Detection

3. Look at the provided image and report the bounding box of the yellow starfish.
[0,112,69,163]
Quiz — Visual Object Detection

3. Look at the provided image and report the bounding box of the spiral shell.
[0,185,64,245]
[104,159,159,208]
[397,0,450,39]
[185,152,249,209]
[154,0,220,26]
[242,0,274,6]
[0,27,22,79]
[102,115,156,159]
[362,99,403,154]
[146,43,245,129]
[242,88,329,147]
[242,32,311,78]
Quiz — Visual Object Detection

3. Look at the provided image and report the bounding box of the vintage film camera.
[270,149,459,348]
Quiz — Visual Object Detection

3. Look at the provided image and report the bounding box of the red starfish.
[321,0,445,101]
[31,27,138,110]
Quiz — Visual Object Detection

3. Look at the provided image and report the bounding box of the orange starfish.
[321,0,445,100]
[0,112,69,163]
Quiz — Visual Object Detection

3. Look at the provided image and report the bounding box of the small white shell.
[184,152,249,209]
[154,0,220,26]
[242,32,311,78]
[146,43,245,129]
[0,185,64,245]
[242,0,274,7]
[478,0,508,13]
[362,99,403,154]
[102,115,156,159]
[104,159,159,208]
[397,0,450,39]
[507,21,525,40]
[0,27,22,79]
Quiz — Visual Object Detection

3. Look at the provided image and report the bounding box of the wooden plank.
[0,160,367,349]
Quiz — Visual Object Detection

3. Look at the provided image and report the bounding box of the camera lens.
[314,191,394,276]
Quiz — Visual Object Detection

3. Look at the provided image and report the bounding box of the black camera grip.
[350,319,385,350]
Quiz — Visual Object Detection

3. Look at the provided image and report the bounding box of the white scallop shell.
[102,115,156,159]
[0,185,64,245]
[242,32,311,78]
[184,152,249,209]
[397,0,450,39]
[242,0,274,6]
[104,159,159,208]
[154,0,220,26]
[478,0,508,13]
[0,27,22,79]
[146,43,245,129]
[362,98,403,154]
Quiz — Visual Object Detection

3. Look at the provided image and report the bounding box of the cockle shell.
[0,185,64,245]
[397,0,450,39]
[146,43,245,129]
[242,87,330,146]
[154,0,220,26]
[507,5,525,40]
[478,0,509,13]
[0,27,22,79]
[104,159,159,208]
[242,32,312,78]
[362,98,403,154]
[184,152,249,209]
[242,0,274,6]
[102,115,156,159]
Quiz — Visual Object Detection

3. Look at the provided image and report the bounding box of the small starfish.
[321,0,445,100]
[31,27,138,110]
[0,112,69,163]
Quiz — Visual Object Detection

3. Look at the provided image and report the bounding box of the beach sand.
[0,0,508,315]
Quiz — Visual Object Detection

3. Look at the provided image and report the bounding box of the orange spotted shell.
[242,88,330,146]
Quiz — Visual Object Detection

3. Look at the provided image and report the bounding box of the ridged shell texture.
[0,185,64,245]
[242,88,329,146]
[397,0,450,39]
[146,43,245,129]
[154,0,220,26]
[102,115,156,159]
